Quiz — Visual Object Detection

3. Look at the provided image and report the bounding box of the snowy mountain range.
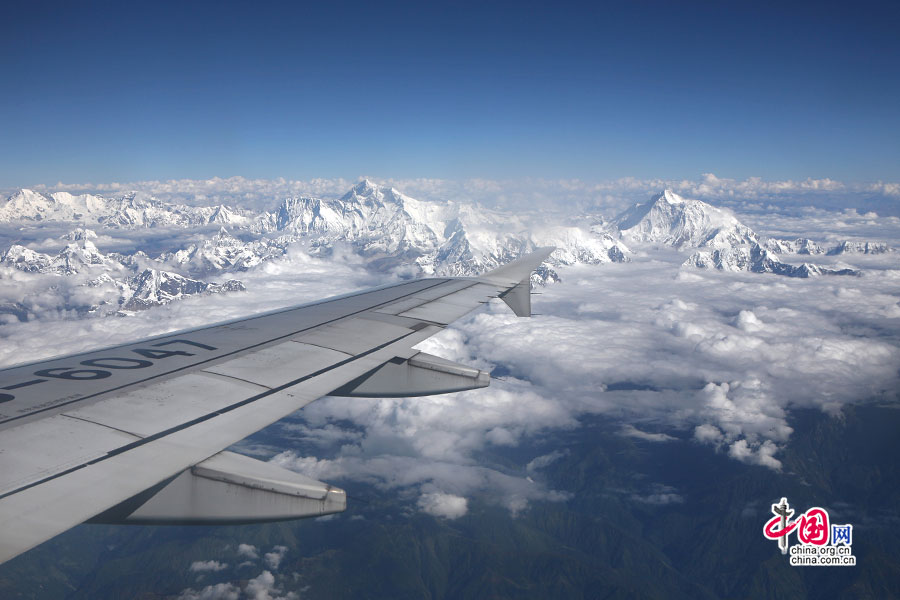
[0,188,254,228]
[0,182,892,321]
[0,234,244,319]
[612,190,879,277]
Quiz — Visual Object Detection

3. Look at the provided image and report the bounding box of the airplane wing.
[0,248,554,564]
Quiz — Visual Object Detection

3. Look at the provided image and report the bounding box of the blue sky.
[1,0,898,187]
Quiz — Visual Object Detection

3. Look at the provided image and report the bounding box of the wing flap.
[94,451,346,525]
[332,351,490,398]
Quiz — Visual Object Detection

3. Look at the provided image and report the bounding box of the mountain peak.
[657,189,684,204]
[352,179,379,194]
[61,228,99,242]
[614,190,757,248]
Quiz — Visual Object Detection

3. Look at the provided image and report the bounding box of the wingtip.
[478,247,556,286]
[534,246,557,261]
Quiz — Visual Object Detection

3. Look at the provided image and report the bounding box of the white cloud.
[244,570,298,600]
[237,544,259,560]
[189,560,228,573]
[176,582,241,600]
[264,546,288,571]
[619,425,677,443]
[630,483,684,505]
[728,439,783,471]
[177,570,297,600]
[417,492,468,519]
[271,451,569,516]
[526,450,567,473]
[693,424,724,445]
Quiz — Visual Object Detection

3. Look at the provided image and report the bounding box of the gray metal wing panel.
[292,317,415,355]
[396,281,506,324]
[372,296,431,315]
[407,280,475,301]
[202,342,350,389]
[63,373,266,438]
[397,298,481,324]
[0,415,140,496]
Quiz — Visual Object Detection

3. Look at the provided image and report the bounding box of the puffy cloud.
[244,570,298,600]
[631,484,685,505]
[264,546,288,571]
[439,256,899,471]
[189,560,228,573]
[271,451,569,516]
[179,547,298,600]
[728,439,783,471]
[176,582,241,600]
[693,424,724,445]
[177,570,297,600]
[418,492,468,519]
[237,544,259,560]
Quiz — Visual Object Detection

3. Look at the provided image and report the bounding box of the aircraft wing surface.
[0,248,554,564]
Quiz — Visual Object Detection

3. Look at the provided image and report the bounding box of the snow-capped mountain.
[0,230,246,318]
[762,237,893,256]
[258,180,628,280]
[1,238,121,276]
[0,182,629,282]
[160,228,289,276]
[0,182,887,318]
[122,269,245,311]
[0,189,107,223]
[826,240,893,255]
[684,244,859,278]
[266,181,444,255]
[614,189,758,249]
[0,189,255,228]
[762,237,826,255]
[1,245,53,274]
[607,190,869,278]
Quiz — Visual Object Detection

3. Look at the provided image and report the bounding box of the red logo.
[764,498,831,550]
